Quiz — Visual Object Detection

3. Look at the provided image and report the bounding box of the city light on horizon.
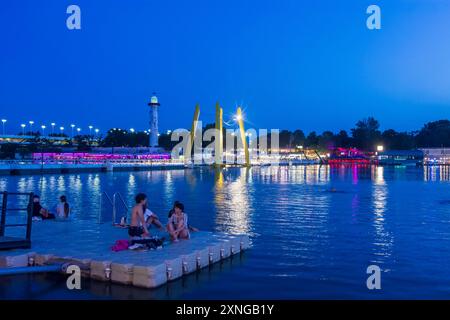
[1,119,6,135]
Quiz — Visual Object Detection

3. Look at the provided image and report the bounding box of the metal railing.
[98,191,113,224]
[98,191,129,225]
[112,192,129,225]
[0,191,34,250]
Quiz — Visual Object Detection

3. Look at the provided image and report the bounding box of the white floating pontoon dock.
[0,220,250,288]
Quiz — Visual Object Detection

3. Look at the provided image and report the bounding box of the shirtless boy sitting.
[128,193,150,239]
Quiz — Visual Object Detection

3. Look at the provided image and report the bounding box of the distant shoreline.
[0,162,186,176]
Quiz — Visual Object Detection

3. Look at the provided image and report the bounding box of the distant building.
[420,148,450,165]
[378,150,423,166]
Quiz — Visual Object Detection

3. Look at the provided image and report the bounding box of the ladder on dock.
[98,192,129,225]
[0,192,34,250]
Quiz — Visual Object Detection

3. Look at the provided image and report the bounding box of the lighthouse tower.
[148,93,160,147]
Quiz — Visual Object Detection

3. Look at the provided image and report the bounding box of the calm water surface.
[1,165,450,299]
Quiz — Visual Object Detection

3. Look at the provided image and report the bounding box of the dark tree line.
[275,118,450,151]
[98,118,450,151]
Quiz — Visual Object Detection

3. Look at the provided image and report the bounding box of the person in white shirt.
[143,204,164,231]
[55,195,70,218]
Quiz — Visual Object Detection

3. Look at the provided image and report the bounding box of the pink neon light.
[32,152,171,162]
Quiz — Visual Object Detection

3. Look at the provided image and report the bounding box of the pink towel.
[111,239,129,252]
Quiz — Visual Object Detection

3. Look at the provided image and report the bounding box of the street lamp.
[77,128,81,135]
[377,145,384,152]
[88,125,93,135]
[41,125,46,136]
[95,128,99,138]
[29,121,34,133]
[130,128,135,133]
[60,126,64,135]
[21,124,26,135]
[70,124,75,137]
[51,122,56,135]
[1,119,6,135]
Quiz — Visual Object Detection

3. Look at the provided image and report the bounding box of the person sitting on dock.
[32,195,55,220]
[143,204,164,231]
[168,201,199,232]
[167,202,190,241]
[128,193,150,239]
[55,195,70,218]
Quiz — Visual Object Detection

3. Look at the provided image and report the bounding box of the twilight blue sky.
[1,0,450,134]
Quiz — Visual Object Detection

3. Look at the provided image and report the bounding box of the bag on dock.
[130,237,164,250]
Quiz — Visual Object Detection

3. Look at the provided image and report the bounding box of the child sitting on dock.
[32,195,55,220]
[167,202,190,241]
[168,201,199,232]
[128,193,150,239]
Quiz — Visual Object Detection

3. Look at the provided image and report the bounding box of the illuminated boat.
[327,148,374,165]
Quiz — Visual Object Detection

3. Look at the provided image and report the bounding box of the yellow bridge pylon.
[185,104,200,162]
[185,103,250,167]
[236,106,250,167]
[214,102,224,166]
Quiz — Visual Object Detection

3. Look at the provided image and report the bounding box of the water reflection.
[424,165,450,181]
[162,170,175,202]
[370,166,393,263]
[258,165,330,184]
[213,167,251,235]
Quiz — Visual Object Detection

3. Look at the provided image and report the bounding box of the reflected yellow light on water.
[372,166,385,185]
[163,171,174,200]
[214,167,224,189]
[213,168,251,234]
[371,166,392,262]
